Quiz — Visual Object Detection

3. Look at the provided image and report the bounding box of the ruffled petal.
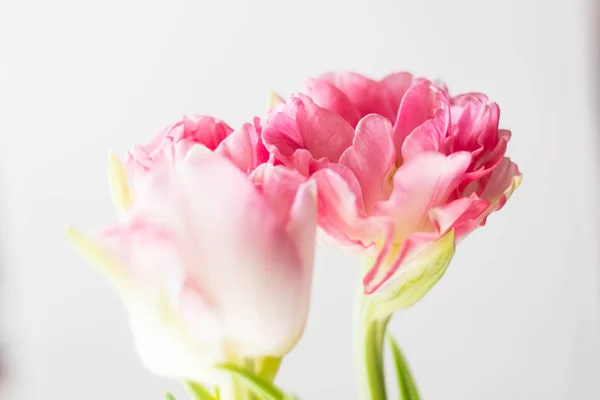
[339,114,396,212]
[401,101,450,161]
[460,157,521,226]
[173,115,234,151]
[302,78,361,127]
[312,166,386,248]
[320,72,396,121]
[451,93,500,152]
[428,193,490,242]
[380,72,415,113]
[373,151,472,239]
[463,129,511,184]
[262,94,355,165]
[215,117,268,173]
[124,116,233,176]
[479,157,522,215]
[392,81,450,161]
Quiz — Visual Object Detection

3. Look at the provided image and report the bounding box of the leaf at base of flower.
[215,363,291,400]
[184,380,218,400]
[387,335,421,400]
[165,392,177,400]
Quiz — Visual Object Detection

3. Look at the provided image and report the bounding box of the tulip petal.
[479,157,522,215]
[158,154,310,357]
[462,129,511,185]
[302,78,361,127]
[128,283,224,383]
[108,151,134,216]
[363,152,470,294]
[174,115,234,151]
[401,102,450,161]
[285,179,318,280]
[320,72,396,121]
[262,94,355,165]
[216,118,269,173]
[82,149,316,378]
[428,193,489,242]
[373,152,472,240]
[312,166,385,248]
[392,81,450,160]
[252,163,308,228]
[268,91,284,110]
[70,222,224,382]
[261,111,303,161]
[125,116,233,176]
[66,226,126,289]
[339,114,396,212]
[380,72,415,113]
[451,93,500,152]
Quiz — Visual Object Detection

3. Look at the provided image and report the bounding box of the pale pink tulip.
[125,115,234,179]
[124,114,271,178]
[263,73,521,308]
[215,116,270,173]
[70,144,317,384]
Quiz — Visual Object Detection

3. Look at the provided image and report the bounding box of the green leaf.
[387,335,421,400]
[165,392,177,400]
[184,381,217,400]
[215,363,286,400]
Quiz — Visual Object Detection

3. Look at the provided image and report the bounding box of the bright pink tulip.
[263,72,521,308]
[70,143,317,384]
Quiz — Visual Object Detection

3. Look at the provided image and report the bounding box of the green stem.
[233,375,253,400]
[231,358,258,400]
[355,294,391,400]
[225,356,281,400]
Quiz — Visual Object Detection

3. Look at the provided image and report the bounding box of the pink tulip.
[263,72,521,308]
[215,116,271,173]
[125,114,272,180]
[69,143,317,385]
[124,115,234,179]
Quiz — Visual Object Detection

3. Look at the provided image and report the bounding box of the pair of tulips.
[70,71,520,400]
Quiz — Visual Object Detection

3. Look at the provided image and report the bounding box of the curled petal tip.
[511,173,522,193]
[108,151,134,216]
[267,91,284,110]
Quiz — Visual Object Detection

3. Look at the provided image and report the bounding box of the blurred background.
[0,0,598,399]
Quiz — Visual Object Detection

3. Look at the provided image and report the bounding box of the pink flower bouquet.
[69,71,520,400]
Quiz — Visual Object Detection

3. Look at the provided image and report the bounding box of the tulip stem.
[355,294,391,400]
[232,358,259,400]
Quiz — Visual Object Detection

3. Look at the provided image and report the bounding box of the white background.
[1,0,598,399]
